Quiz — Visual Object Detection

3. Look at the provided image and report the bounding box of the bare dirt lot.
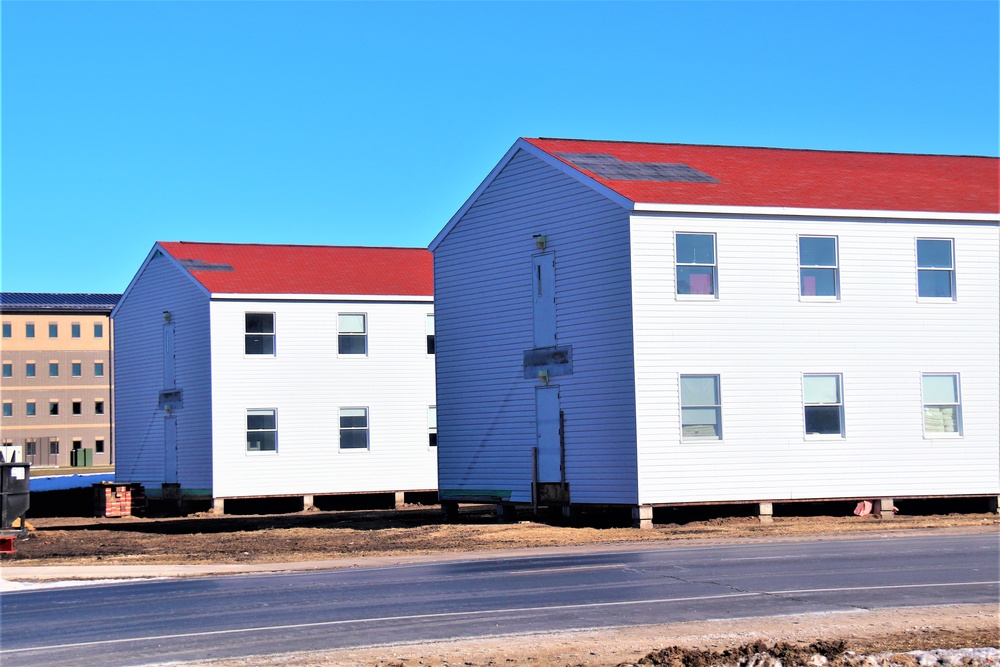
[4,505,998,666]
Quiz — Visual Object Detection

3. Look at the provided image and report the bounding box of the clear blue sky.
[2,1,997,294]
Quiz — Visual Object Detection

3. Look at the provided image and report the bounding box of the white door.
[532,253,556,348]
[164,415,178,483]
[536,386,562,482]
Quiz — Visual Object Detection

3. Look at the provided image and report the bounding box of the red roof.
[524,138,999,214]
[158,242,433,296]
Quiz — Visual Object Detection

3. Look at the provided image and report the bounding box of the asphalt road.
[1,533,997,667]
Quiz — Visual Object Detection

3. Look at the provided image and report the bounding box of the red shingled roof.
[524,138,999,214]
[158,242,433,296]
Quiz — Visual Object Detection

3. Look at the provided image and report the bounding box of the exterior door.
[532,253,556,348]
[535,385,562,482]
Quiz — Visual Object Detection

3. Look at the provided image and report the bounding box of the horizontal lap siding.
[210,300,436,498]
[631,216,1000,504]
[435,149,638,504]
[114,255,212,490]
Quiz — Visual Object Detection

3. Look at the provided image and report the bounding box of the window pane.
[95,401,105,415]
[94,362,104,377]
[49,324,58,338]
[72,401,82,415]
[805,405,842,434]
[25,363,35,377]
[2,404,12,417]
[26,403,36,416]
[72,363,82,377]
[924,407,958,433]
[49,363,59,377]
[917,239,953,268]
[339,335,366,355]
[25,323,34,338]
[340,408,368,428]
[923,375,958,404]
[1,323,9,337]
[803,375,840,404]
[245,313,274,334]
[50,402,59,415]
[800,268,837,297]
[799,237,836,267]
[681,376,719,406]
[2,364,11,378]
[918,270,953,298]
[245,335,275,355]
[71,324,81,338]
[247,431,276,452]
[94,323,104,338]
[681,408,721,438]
[676,234,715,264]
[340,429,369,449]
[428,406,437,429]
[247,410,276,430]
[677,266,715,295]
[339,314,366,333]
[426,314,435,336]
[95,439,105,453]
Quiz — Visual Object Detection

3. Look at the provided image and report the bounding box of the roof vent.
[178,259,235,272]
[554,152,718,183]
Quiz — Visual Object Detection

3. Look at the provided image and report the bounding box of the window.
[49,362,59,377]
[72,362,82,377]
[72,439,82,451]
[339,407,369,449]
[246,409,277,452]
[803,374,844,436]
[676,233,717,296]
[26,401,36,417]
[917,239,954,298]
[426,314,436,355]
[72,401,82,415]
[94,361,104,377]
[680,375,722,439]
[799,236,839,297]
[24,440,37,457]
[95,400,105,415]
[94,323,104,338]
[922,374,962,435]
[338,314,367,355]
[49,323,58,338]
[95,439,105,453]
[49,401,59,416]
[428,406,438,447]
[25,363,35,378]
[49,440,60,455]
[1,323,10,338]
[71,323,81,338]
[2,363,11,378]
[2,402,12,417]
[25,323,35,338]
[245,313,275,355]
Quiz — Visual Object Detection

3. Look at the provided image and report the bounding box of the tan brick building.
[1,293,119,469]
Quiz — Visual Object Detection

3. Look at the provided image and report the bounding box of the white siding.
[434,149,639,504]
[209,299,436,498]
[631,214,1000,504]
[113,252,213,491]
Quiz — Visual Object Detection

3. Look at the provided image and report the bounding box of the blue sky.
[2,1,997,294]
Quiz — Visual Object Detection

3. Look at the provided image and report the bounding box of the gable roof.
[0,293,120,312]
[156,242,433,297]
[524,137,999,214]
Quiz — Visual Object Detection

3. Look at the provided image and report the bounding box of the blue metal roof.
[0,293,121,312]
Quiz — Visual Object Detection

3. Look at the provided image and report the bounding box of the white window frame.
[916,238,955,300]
[339,407,370,450]
[244,313,276,356]
[679,374,722,440]
[428,406,438,448]
[426,314,435,356]
[921,373,962,437]
[675,232,718,298]
[338,313,368,356]
[798,235,840,300]
[246,409,278,453]
[803,374,845,438]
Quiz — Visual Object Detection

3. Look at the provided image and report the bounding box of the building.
[429,137,1000,526]
[112,241,437,511]
[0,293,119,468]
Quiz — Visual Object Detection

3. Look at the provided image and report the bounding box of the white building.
[112,242,437,511]
[429,138,1000,526]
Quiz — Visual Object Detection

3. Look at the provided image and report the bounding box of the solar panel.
[554,152,718,183]
[178,259,235,272]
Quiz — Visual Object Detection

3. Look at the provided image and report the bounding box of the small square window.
[95,400,105,415]
[72,362,82,377]
[338,314,367,355]
[49,362,59,377]
[340,407,369,449]
[247,409,277,452]
[680,375,722,439]
[922,374,962,436]
[2,363,11,378]
[49,440,60,455]
[50,401,59,416]
[917,239,954,298]
[676,233,717,296]
[428,406,438,447]
[26,402,36,417]
[803,375,844,436]
[426,314,436,355]
[71,323,81,338]
[94,323,104,338]
[245,313,275,355]
[95,439,105,453]
[2,403,12,418]
[94,362,105,377]
[1,323,10,338]
[49,323,58,338]
[72,401,82,415]
[25,363,36,378]
[72,439,82,451]
[24,440,37,457]
[25,323,35,338]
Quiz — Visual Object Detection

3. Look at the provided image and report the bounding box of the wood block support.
[873,498,895,520]
[632,504,653,530]
[211,498,226,515]
[759,502,774,524]
[302,495,315,511]
[394,491,406,509]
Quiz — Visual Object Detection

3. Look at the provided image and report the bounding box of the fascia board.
[632,202,1000,223]
[429,138,635,252]
[110,242,211,319]
[208,293,433,303]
